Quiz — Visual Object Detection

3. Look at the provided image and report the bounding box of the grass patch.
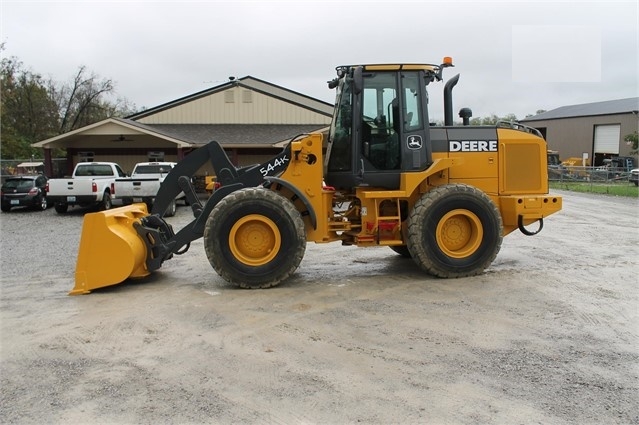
[550,181,639,197]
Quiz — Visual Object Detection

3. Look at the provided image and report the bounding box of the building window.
[148,151,165,162]
[79,152,94,162]
[242,90,253,103]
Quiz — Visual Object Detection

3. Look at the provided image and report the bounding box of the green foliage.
[624,131,638,155]
[469,113,518,126]
[525,109,547,118]
[1,54,58,158]
[1,43,136,159]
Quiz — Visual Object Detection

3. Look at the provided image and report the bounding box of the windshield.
[134,165,173,174]
[75,164,116,177]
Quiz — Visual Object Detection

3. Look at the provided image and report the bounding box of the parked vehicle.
[205,176,221,195]
[1,175,49,212]
[630,169,639,186]
[113,162,183,217]
[46,162,126,213]
[596,157,636,181]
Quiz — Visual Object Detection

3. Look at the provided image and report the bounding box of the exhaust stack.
[444,73,460,126]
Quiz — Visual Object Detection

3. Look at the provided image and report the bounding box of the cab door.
[358,70,432,189]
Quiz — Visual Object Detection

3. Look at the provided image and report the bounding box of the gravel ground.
[1,189,638,424]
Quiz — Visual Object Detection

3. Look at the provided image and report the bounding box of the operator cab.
[325,59,453,190]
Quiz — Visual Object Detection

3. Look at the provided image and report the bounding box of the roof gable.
[128,76,333,122]
[31,118,191,149]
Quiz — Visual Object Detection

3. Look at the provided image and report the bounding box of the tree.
[525,109,547,118]
[624,131,638,155]
[1,45,136,159]
[1,51,58,158]
[53,66,120,134]
[469,113,518,126]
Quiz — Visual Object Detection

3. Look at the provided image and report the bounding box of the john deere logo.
[449,140,498,152]
[407,135,422,150]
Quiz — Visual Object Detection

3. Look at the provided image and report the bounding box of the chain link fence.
[548,166,635,184]
[549,165,639,196]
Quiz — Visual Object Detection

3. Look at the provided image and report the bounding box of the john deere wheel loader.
[71,58,562,294]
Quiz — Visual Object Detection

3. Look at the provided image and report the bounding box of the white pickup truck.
[113,162,183,217]
[46,162,126,213]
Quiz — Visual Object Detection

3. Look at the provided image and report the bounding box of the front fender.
[264,177,317,230]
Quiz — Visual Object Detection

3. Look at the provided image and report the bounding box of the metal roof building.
[521,97,638,166]
[33,76,334,177]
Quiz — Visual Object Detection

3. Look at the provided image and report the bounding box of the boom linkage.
[135,140,293,272]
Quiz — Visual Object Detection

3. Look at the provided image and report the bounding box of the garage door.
[594,124,620,154]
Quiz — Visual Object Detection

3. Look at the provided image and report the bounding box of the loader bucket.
[71,204,151,295]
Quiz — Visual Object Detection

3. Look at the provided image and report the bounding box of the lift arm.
[137,139,294,271]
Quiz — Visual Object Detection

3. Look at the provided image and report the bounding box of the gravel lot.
[1,189,638,424]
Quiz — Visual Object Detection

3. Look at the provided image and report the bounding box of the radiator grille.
[502,143,542,193]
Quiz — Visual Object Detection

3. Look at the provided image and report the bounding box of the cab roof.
[338,63,439,72]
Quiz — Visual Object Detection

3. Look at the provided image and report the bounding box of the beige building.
[33,76,334,177]
[521,98,638,167]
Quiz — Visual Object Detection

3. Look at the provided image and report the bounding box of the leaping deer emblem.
[407,135,422,149]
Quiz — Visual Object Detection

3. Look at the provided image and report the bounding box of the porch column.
[44,149,53,177]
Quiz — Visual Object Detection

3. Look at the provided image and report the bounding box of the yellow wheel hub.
[229,214,281,266]
[436,209,483,258]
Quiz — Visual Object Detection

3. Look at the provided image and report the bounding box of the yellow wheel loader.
[71,58,562,294]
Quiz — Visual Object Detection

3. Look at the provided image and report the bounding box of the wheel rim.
[41,197,47,210]
[436,209,483,258]
[229,214,281,266]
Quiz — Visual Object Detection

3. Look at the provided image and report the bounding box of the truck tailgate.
[114,178,161,199]
[48,179,95,197]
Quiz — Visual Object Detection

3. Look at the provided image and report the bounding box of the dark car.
[1,175,49,212]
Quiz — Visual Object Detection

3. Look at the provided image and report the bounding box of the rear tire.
[203,187,306,288]
[54,203,68,213]
[37,195,48,211]
[101,193,112,210]
[407,184,503,278]
[1,204,11,212]
[389,245,411,258]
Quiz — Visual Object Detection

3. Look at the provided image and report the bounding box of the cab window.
[402,72,423,132]
[361,73,400,170]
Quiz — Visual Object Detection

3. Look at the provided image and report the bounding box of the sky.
[1,0,638,122]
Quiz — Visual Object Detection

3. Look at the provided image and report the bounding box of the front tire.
[407,184,503,278]
[203,187,306,288]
